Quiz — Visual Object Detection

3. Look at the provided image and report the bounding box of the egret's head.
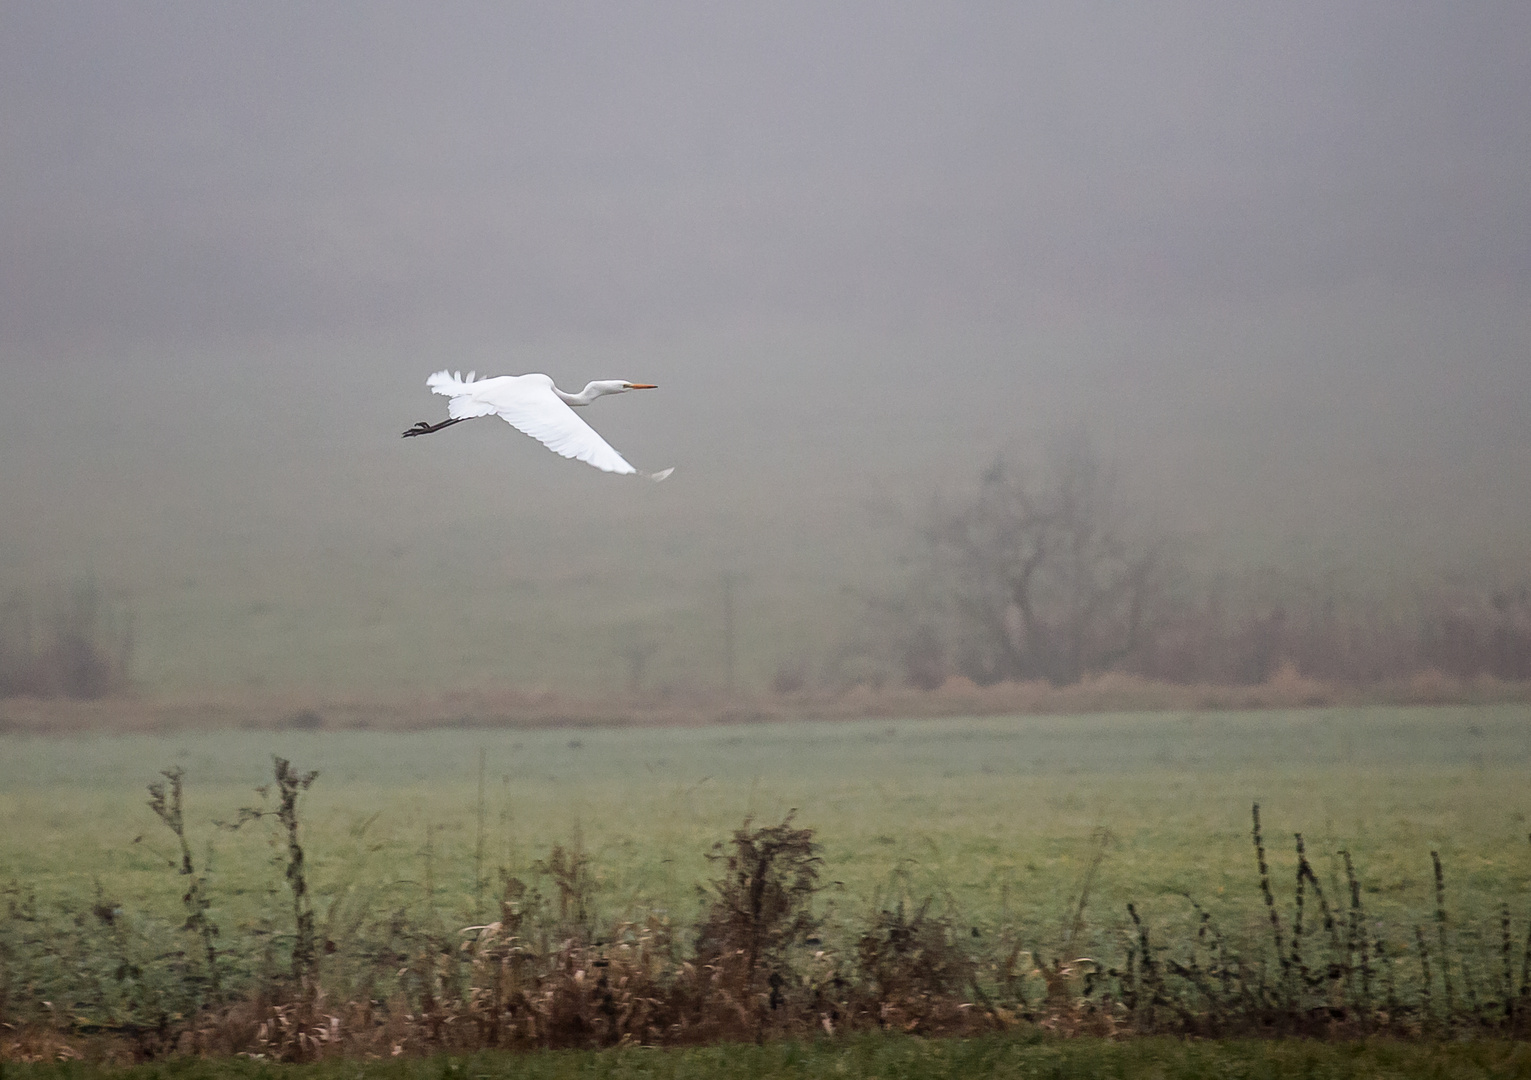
[584,380,658,398]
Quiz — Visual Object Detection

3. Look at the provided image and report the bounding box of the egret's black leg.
[402,417,467,438]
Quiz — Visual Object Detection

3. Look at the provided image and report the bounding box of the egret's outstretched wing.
[427,370,637,475]
[491,383,638,475]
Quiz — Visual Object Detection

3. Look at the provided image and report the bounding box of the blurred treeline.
[4,436,1530,701]
[850,434,1531,693]
[0,581,133,699]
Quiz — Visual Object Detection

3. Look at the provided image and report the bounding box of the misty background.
[1,2,1528,697]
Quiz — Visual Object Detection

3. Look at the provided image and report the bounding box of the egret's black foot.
[403,419,463,438]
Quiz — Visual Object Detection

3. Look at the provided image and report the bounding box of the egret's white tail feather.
[428,369,501,420]
[426,369,480,397]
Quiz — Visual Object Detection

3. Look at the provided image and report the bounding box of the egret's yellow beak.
[627,383,658,390]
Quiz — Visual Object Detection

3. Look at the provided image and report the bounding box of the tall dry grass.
[4,762,1531,1065]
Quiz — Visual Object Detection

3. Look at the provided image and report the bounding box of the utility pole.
[721,571,739,695]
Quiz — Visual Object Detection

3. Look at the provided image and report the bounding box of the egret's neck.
[556,381,619,407]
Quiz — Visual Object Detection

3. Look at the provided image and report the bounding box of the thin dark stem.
[1378,936,1398,1020]
[475,748,487,923]
[1252,804,1289,997]
[148,767,223,1005]
[1416,925,1434,1032]
[272,757,318,991]
[1432,851,1455,1018]
[1342,850,1370,1019]
[1291,834,1309,993]
[1502,903,1515,1027]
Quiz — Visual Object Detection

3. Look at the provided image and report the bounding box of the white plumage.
[405,370,672,481]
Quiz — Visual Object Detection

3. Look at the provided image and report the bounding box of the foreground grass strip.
[7,1035,1531,1080]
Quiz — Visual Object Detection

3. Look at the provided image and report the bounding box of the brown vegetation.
[3,763,1531,1064]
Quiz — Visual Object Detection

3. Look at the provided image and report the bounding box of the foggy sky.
[2,3,1529,691]
[6,4,1530,340]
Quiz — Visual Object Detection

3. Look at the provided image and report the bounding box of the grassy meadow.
[4,704,1529,978]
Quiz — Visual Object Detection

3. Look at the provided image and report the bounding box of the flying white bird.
[403,370,674,480]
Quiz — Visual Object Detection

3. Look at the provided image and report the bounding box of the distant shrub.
[0,580,132,699]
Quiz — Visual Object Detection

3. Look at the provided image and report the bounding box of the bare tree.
[881,434,1531,690]
[912,432,1172,686]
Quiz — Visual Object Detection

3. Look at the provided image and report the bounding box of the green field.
[4,703,1528,972]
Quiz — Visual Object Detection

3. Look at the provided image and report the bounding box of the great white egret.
[403,370,674,480]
